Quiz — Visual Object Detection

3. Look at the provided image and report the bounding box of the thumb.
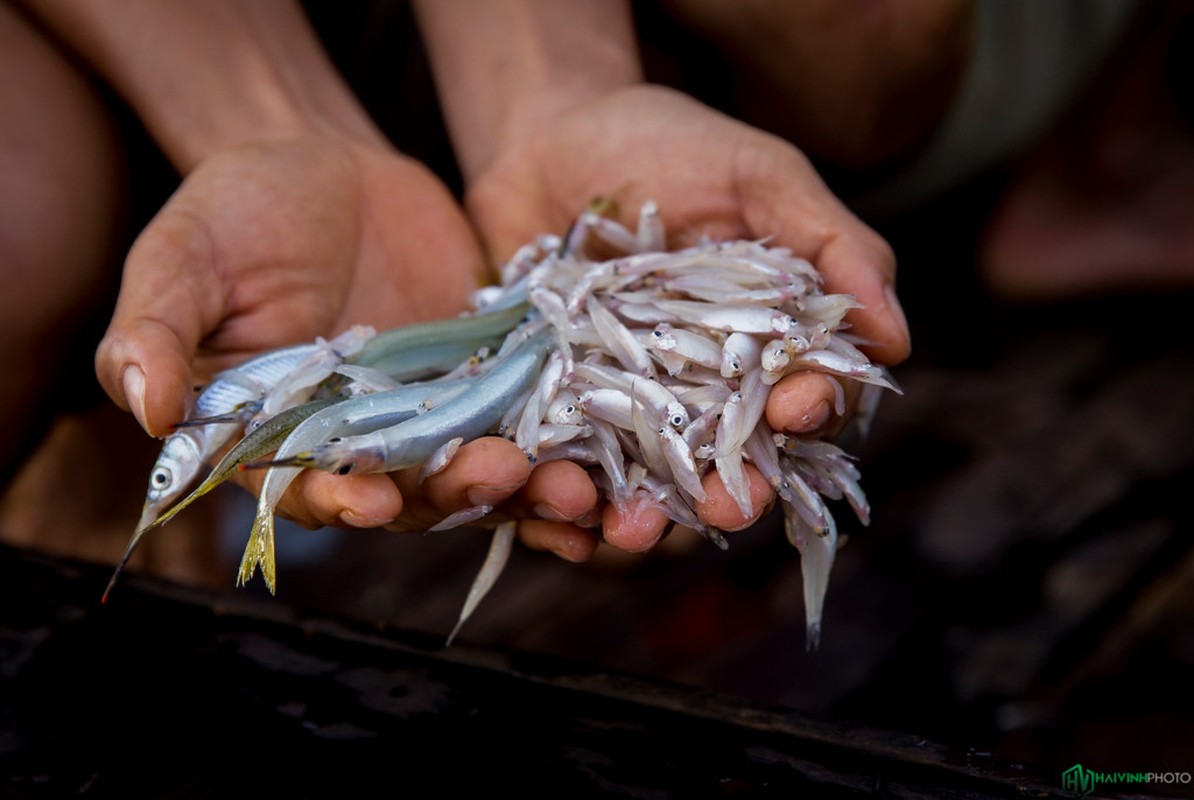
[95,208,224,437]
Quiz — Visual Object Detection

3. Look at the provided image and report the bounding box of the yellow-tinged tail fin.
[237,508,277,594]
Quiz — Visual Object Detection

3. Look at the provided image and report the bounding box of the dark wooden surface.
[0,543,1093,799]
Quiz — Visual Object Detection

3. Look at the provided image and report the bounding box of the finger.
[298,471,405,529]
[422,436,533,509]
[508,460,600,522]
[765,372,860,438]
[737,138,911,366]
[817,231,911,367]
[95,207,225,436]
[517,519,600,563]
[695,463,774,532]
[601,495,671,553]
[391,436,532,519]
[234,463,403,530]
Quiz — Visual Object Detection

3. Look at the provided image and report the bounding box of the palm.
[469,86,797,256]
[98,136,487,432]
[164,138,481,374]
[466,85,906,367]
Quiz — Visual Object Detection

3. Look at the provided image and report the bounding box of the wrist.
[21,0,387,172]
[141,8,389,171]
[160,54,387,173]
[413,0,642,183]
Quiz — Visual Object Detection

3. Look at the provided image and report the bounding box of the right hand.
[97,133,604,560]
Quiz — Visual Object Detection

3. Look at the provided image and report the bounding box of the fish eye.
[336,465,353,476]
[151,468,172,488]
[565,405,576,414]
[670,414,684,427]
[652,329,663,338]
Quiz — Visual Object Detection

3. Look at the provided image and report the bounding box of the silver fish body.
[137,342,324,534]
[302,328,550,475]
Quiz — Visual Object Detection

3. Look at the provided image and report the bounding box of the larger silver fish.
[132,342,326,544]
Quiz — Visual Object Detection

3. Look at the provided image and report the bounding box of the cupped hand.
[97,135,487,432]
[464,84,912,550]
[96,134,601,556]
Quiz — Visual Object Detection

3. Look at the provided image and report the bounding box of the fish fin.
[237,508,276,593]
[146,473,220,532]
[170,400,261,428]
[241,451,315,470]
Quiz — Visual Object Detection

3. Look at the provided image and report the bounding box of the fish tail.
[241,451,314,470]
[237,508,276,593]
[805,621,822,652]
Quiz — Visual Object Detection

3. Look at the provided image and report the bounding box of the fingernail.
[532,502,570,522]
[467,483,520,506]
[122,366,149,433]
[884,284,910,344]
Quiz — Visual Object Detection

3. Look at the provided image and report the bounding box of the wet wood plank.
[0,544,1081,799]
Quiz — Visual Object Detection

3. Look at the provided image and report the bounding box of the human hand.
[464,85,912,550]
[96,135,601,559]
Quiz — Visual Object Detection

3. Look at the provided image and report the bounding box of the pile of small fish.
[110,201,899,649]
